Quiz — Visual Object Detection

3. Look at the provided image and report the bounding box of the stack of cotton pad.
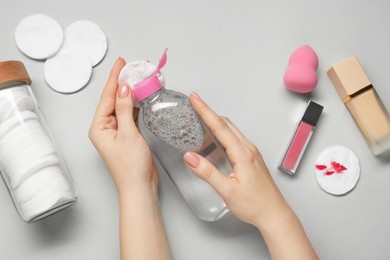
[15,14,108,93]
[119,60,165,107]
[0,87,76,222]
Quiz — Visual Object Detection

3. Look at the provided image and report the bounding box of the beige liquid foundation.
[328,56,390,155]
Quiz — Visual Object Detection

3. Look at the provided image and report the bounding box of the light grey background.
[1,0,390,259]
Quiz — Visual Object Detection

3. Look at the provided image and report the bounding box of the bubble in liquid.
[143,90,204,152]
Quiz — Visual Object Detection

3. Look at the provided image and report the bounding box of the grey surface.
[1,0,390,259]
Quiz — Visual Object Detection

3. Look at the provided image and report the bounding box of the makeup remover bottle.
[131,49,232,221]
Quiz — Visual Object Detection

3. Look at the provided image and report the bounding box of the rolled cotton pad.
[315,145,360,195]
[2,123,58,189]
[0,110,37,138]
[14,165,74,222]
[15,14,63,60]
[119,60,165,107]
[63,20,108,67]
[0,84,29,121]
[44,47,92,93]
[0,91,34,123]
[0,99,15,124]
[15,95,35,112]
[283,45,318,93]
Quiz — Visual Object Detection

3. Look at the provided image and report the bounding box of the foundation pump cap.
[327,56,372,101]
[0,61,32,88]
[133,49,167,102]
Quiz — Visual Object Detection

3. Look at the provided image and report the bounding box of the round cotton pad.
[119,60,165,107]
[63,20,108,67]
[315,145,360,195]
[15,14,63,60]
[44,47,92,93]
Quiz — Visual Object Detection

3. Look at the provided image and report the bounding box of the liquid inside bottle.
[139,88,232,221]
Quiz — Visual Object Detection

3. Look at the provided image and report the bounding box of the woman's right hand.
[183,92,288,227]
[183,92,318,260]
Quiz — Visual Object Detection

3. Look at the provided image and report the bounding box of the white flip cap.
[315,145,360,195]
[44,47,92,93]
[63,20,108,67]
[14,14,63,60]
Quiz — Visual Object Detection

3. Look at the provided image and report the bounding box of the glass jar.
[0,60,77,223]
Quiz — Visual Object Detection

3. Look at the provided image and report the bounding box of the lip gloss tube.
[279,101,324,175]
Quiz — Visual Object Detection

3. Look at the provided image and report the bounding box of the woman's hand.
[89,57,158,194]
[89,58,171,260]
[183,92,288,227]
[184,93,317,260]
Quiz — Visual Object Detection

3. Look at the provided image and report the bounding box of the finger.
[115,82,138,137]
[189,92,246,162]
[183,152,231,198]
[222,117,260,156]
[94,57,126,119]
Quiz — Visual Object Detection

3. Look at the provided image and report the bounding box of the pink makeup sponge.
[283,45,318,93]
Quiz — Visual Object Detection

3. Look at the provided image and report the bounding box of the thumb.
[115,82,137,137]
[183,152,230,198]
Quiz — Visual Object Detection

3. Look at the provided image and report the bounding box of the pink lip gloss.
[279,101,323,175]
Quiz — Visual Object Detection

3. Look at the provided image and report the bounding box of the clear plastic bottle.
[133,50,232,221]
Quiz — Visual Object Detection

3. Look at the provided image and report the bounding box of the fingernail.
[118,82,129,97]
[191,92,202,101]
[183,152,200,168]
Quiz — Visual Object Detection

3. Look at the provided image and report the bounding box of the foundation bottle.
[328,56,390,155]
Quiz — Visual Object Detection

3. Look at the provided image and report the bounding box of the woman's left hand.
[89,57,158,194]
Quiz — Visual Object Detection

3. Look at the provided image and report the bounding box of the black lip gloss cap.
[302,101,324,127]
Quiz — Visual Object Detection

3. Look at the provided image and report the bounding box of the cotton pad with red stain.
[283,45,318,93]
[315,145,360,195]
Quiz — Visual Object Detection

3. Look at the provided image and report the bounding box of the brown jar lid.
[0,61,32,87]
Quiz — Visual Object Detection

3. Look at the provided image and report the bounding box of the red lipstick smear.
[324,170,335,176]
[315,165,327,170]
[331,161,347,173]
[315,161,347,176]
